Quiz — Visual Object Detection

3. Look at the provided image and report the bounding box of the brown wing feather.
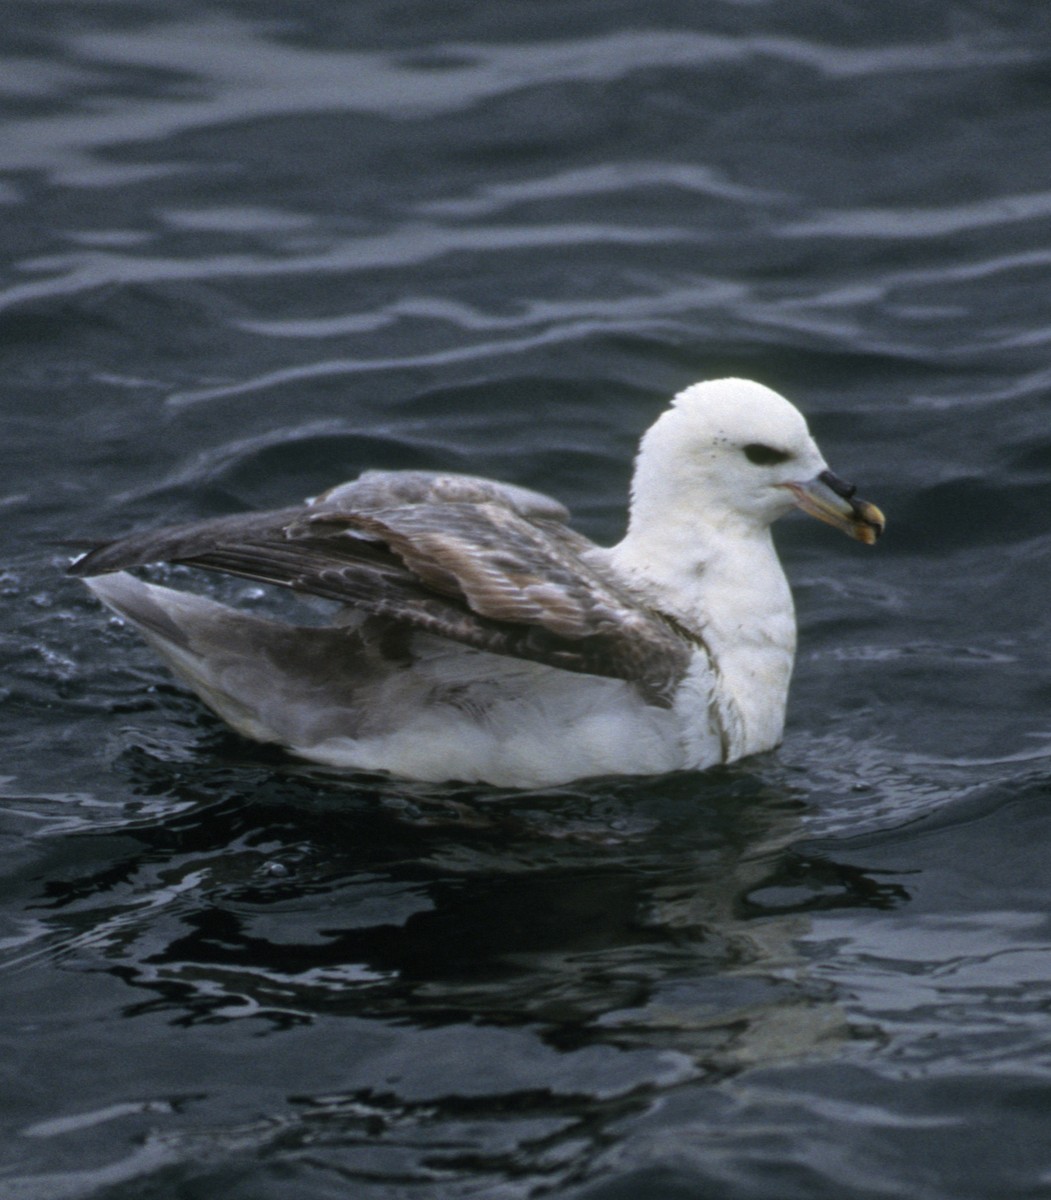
[69,471,692,705]
[67,507,307,578]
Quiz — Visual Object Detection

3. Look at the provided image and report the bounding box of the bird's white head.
[627,378,883,544]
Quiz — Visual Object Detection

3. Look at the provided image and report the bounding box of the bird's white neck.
[605,515,797,762]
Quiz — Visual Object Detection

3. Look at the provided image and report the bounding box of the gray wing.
[70,470,692,705]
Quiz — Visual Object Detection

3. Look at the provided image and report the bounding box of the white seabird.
[70,378,884,787]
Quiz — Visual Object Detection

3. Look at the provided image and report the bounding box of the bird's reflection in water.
[30,739,906,1043]
[12,738,908,1194]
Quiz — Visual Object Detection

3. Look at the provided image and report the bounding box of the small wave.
[0,18,1031,183]
[782,190,1051,240]
[237,283,744,340]
[0,1140,181,1200]
[417,161,784,218]
[166,317,691,408]
[107,418,378,500]
[160,205,316,234]
[907,363,1051,408]
[0,221,689,314]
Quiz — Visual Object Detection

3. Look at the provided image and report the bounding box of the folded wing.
[70,470,693,705]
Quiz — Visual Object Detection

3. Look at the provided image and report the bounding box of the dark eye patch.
[743,443,791,466]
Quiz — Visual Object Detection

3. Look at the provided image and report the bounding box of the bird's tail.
[81,572,373,749]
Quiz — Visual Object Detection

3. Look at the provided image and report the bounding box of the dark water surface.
[4,2,1051,1196]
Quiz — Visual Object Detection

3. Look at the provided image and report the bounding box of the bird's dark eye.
[743,443,791,466]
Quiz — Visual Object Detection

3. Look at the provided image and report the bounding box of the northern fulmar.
[70,378,884,787]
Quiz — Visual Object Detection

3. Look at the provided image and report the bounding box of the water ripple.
[783,190,1051,240]
[236,284,744,340]
[0,222,689,313]
[0,19,1032,182]
[417,161,785,217]
[166,318,690,408]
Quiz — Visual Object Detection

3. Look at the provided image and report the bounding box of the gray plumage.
[71,470,694,707]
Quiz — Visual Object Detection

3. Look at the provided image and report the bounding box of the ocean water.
[3,2,1051,1197]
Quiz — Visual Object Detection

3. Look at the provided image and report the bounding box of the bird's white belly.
[84,576,762,788]
[292,656,697,787]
